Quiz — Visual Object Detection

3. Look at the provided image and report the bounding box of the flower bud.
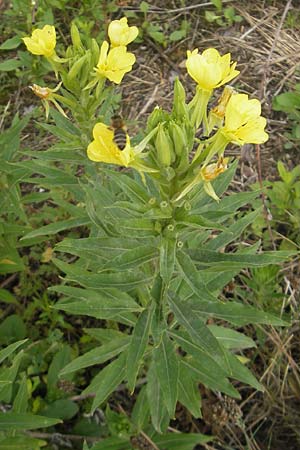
[90,38,100,66]
[147,107,168,132]
[68,52,88,80]
[71,22,83,49]
[172,77,188,120]
[169,121,187,157]
[155,123,175,167]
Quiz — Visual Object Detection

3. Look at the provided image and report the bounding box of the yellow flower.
[186,48,239,91]
[108,17,139,47]
[94,41,136,84]
[22,25,56,57]
[29,82,67,119]
[222,94,269,145]
[87,122,134,166]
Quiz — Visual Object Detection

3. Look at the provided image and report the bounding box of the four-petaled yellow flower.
[22,25,56,57]
[87,122,133,166]
[221,94,268,145]
[95,41,136,84]
[108,17,139,47]
[186,48,239,91]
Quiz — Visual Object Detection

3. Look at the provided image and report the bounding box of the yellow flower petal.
[22,25,56,57]
[95,42,135,84]
[222,94,268,145]
[108,17,139,47]
[186,47,239,91]
[87,122,132,166]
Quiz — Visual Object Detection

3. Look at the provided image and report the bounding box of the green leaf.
[47,345,72,390]
[0,59,21,71]
[168,294,230,371]
[83,328,127,344]
[13,374,28,413]
[42,399,79,420]
[182,359,240,398]
[208,325,256,350]
[52,286,142,319]
[146,363,170,433]
[188,297,288,326]
[177,215,225,231]
[188,249,295,271]
[0,36,22,50]
[160,237,176,283]
[127,305,154,392]
[225,351,263,391]
[55,237,152,261]
[86,354,127,413]
[105,245,157,271]
[204,208,263,251]
[50,108,81,136]
[153,432,212,449]
[176,251,218,303]
[90,437,129,450]
[118,218,155,237]
[21,217,90,240]
[0,339,27,365]
[153,332,179,418]
[0,436,46,450]
[0,315,26,345]
[131,386,150,432]
[60,337,130,375]
[0,413,61,430]
[177,362,201,418]
[0,289,18,305]
[52,258,152,290]
[107,170,150,204]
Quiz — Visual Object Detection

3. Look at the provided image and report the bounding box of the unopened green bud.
[155,123,174,167]
[172,77,188,120]
[167,224,175,232]
[169,121,187,156]
[65,46,74,59]
[68,53,88,80]
[147,107,168,133]
[160,201,168,209]
[91,38,100,66]
[71,22,83,48]
[177,240,183,248]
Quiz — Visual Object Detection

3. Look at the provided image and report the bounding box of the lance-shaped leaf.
[0,413,61,430]
[0,339,27,365]
[131,386,150,432]
[177,361,202,418]
[188,249,295,271]
[160,237,176,283]
[225,351,263,391]
[176,251,218,303]
[208,325,256,350]
[60,336,130,375]
[106,169,150,204]
[51,286,142,320]
[83,353,127,413]
[53,258,153,290]
[127,304,154,392]
[105,245,157,271]
[204,207,263,251]
[146,363,170,433]
[168,294,230,372]
[153,332,179,418]
[153,432,212,449]
[188,296,288,326]
[182,359,240,398]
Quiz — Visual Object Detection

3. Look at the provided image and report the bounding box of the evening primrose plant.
[20,19,293,443]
